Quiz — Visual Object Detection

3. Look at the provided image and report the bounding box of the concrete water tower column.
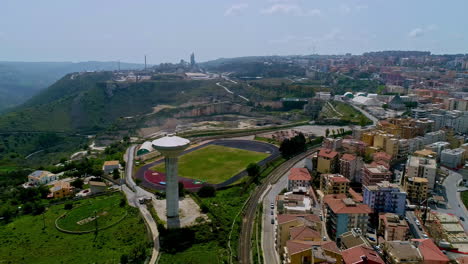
[152,134,190,228]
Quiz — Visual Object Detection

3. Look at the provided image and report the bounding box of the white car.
[422,234,428,239]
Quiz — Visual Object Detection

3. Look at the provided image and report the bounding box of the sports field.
[151,145,269,184]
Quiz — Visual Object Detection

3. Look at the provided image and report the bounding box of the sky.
[1,0,467,63]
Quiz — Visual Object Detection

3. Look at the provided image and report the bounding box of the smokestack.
[144,55,147,71]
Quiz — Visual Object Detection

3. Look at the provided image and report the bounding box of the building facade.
[363,182,407,216]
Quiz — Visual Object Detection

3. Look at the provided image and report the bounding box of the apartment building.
[320,174,350,195]
[361,164,392,187]
[404,177,428,203]
[378,213,410,241]
[363,182,406,216]
[405,156,437,190]
[317,148,340,174]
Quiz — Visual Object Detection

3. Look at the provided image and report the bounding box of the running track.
[135,139,280,191]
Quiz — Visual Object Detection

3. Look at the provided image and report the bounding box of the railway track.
[238,147,319,264]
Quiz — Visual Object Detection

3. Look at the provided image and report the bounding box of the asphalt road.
[123,145,160,264]
[262,159,305,264]
[239,147,319,264]
[437,170,468,231]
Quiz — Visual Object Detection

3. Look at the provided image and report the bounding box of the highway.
[239,147,319,264]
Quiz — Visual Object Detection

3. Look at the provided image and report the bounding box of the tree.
[247,163,261,178]
[120,254,129,264]
[71,178,84,189]
[112,168,120,180]
[178,182,185,197]
[325,128,330,138]
[64,203,73,210]
[197,186,216,198]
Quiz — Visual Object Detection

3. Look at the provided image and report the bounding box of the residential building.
[324,195,372,239]
[341,245,385,264]
[411,239,450,264]
[404,177,428,203]
[27,170,57,185]
[425,211,468,251]
[320,174,350,195]
[288,168,312,192]
[378,213,410,241]
[276,214,322,255]
[103,160,120,174]
[305,153,317,171]
[317,148,340,174]
[405,156,437,190]
[340,154,363,182]
[361,164,392,187]
[338,228,369,249]
[363,182,407,216]
[49,181,74,199]
[89,181,107,194]
[440,148,465,169]
[277,192,312,214]
[283,240,341,264]
[323,137,343,151]
[411,109,428,119]
[383,241,423,264]
[372,152,392,168]
[413,149,437,158]
[426,141,450,157]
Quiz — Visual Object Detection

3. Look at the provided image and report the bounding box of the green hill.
[0,61,144,112]
[0,72,221,133]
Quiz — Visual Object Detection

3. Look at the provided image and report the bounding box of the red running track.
[144,170,207,190]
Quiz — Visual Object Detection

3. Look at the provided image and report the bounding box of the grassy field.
[0,193,150,264]
[159,242,222,264]
[462,191,468,209]
[56,194,127,232]
[151,145,269,184]
[319,101,371,125]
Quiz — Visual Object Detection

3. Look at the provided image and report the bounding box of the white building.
[288,168,312,192]
[27,170,57,185]
[440,148,465,169]
[405,156,437,190]
[425,142,451,157]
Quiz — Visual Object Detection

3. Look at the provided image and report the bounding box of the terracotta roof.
[277,214,321,225]
[324,197,372,214]
[348,188,363,203]
[289,168,312,181]
[318,148,339,159]
[89,181,107,187]
[373,152,391,161]
[103,160,119,166]
[457,256,468,264]
[321,241,340,254]
[323,193,347,200]
[290,226,321,240]
[341,245,384,264]
[341,154,356,161]
[330,176,350,183]
[286,240,312,255]
[411,239,449,262]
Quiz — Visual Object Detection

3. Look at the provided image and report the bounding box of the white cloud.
[408,25,437,38]
[340,4,368,14]
[224,3,248,16]
[261,4,321,16]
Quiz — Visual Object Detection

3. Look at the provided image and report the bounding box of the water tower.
[152,134,190,228]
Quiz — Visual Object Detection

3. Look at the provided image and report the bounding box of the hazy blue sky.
[1,0,467,63]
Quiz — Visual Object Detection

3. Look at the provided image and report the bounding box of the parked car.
[271,218,275,224]
[415,220,420,225]
[271,210,274,215]
[270,203,274,209]
[460,216,465,221]
[422,234,428,239]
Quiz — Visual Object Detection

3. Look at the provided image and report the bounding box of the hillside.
[0,61,144,112]
[0,72,222,133]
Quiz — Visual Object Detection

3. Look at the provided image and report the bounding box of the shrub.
[197,186,216,198]
[64,203,73,210]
